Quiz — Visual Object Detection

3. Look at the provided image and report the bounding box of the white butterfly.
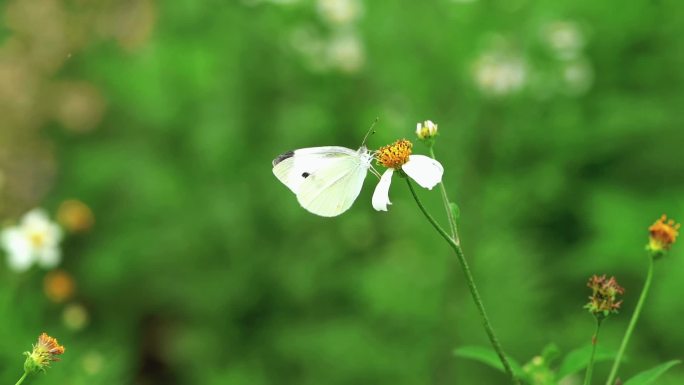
[272,146,374,217]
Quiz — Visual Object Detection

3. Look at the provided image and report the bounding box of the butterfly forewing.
[296,156,369,217]
[272,147,361,194]
[272,146,372,217]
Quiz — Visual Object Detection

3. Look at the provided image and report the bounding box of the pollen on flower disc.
[376,139,412,169]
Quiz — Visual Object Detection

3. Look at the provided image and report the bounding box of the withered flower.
[24,333,65,374]
[585,275,624,318]
[647,214,679,256]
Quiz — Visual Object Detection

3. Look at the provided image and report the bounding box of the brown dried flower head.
[585,274,624,318]
[647,214,680,255]
[24,333,65,373]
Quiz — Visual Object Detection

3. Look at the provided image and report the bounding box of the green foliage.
[557,345,619,379]
[624,361,682,385]
[454,346,524,377]
[457,343,625,384]
[1,0,684,384]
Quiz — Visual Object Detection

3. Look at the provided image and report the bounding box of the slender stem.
[428,146,459,243]
[605,258,655,385]
[15,372,28,385]
[583,318,603,385]
[405,178,520,385]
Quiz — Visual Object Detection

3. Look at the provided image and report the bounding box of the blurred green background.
[1,0,683,384]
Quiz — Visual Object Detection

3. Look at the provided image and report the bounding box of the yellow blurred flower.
[63,303,89,331]
[44,269,75,303]
[57,199,95,233]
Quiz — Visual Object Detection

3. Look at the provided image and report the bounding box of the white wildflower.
[1,209,63,272]
[543,21,585,60]
[316,0,363,26]
[372,139,444,211]
[473,51,527,97]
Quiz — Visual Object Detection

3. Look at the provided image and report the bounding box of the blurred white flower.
[543,21,585,60]
[289,26,328,72]
[326,31,365,73]
[317,0,363,26]
[1,208,63,272]
[473,51,527,96]
[561,58,593,95]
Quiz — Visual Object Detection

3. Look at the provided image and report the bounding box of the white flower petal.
[2,229,33,272]
[22,208,50,227]
[402,155,444,189]
[372,169,394,211]
[37,247,61,269]
[46,223,63,246]
[8,249,33,272]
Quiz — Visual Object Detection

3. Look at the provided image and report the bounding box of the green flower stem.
[427,146,460,243]
[605,257,655,385]
[405,178,520,385]
[15,372,28,385]
[583,318,603,385]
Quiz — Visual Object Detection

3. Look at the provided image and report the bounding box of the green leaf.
[557,345,620,379]
[453,346,524,377]
[541,343,561,365]
[623,360,681,385]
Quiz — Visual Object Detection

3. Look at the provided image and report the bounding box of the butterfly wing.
[296,156,369,217]
[272,146,361,194]
[272,146,371,217]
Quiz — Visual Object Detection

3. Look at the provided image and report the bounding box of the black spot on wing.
[272,151,294,167]
[302,172,310,178]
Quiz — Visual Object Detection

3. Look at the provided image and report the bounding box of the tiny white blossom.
[326,31,365,74]
[561,59,593,95]
[416,120,438,139]
[543,21,584,60]
[1,209,63,272]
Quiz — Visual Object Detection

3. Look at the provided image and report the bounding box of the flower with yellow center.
[1,209,63,272]
[24,333,65,374]
[647,214,680,254]
[416,120,438,140]
[372,139,444,211]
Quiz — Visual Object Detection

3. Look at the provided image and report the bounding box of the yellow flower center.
[648,214,680,251]
[375,139,412,169]
[28,231,46,248]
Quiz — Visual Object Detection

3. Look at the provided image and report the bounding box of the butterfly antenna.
[361,117,379,146]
